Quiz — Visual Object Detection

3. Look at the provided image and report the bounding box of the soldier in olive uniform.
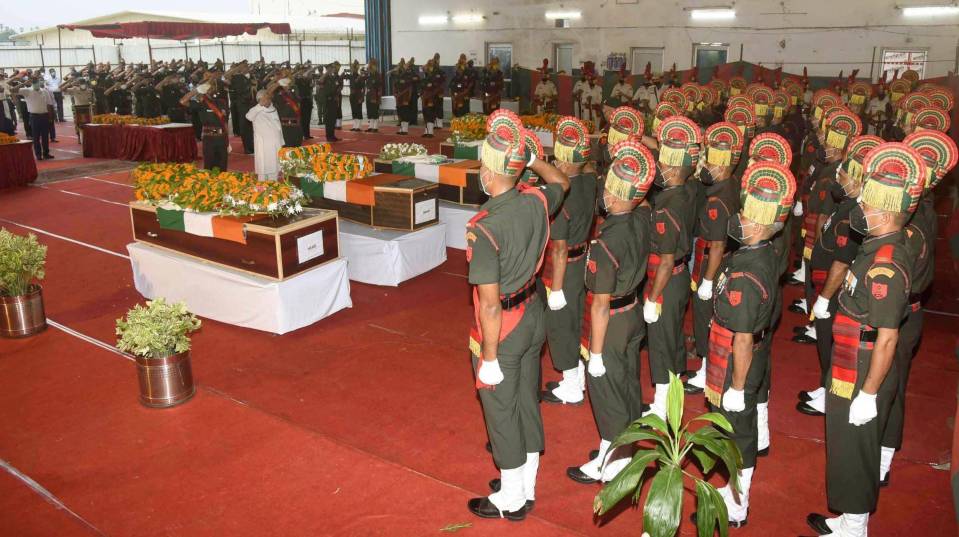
[157,74,189,124]
[134,77,163,118]
[799,137,877,417]
[430,52,446,129]
[319,65,339,142]
[686,124,743,394]
[700,162,796,528]
[481,58,504,115]
[540,117,597,406]
[566,140,654,485]
[420,59,441,138]
[363,59,382,132]
[394,59,415,135]
[228,66,256,153]
[332,62,344,129]
[467,110,570,521]
[312,65,326,135]
[180,77,230,171]
[295,65,315,140]
[273,71,303,148]
[347,60,365,131]
[450,55,471,118]
[878,131,958,485]
[643,116,700,418]
[807,142,927,537]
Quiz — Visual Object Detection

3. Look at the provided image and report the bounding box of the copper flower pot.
[0,285,47,338]
[135,351,196,408]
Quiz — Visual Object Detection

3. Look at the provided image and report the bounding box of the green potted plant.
[593,373,743,537]
[0,228,48,338]
[116,298,201,408]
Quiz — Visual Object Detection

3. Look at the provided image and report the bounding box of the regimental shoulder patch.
[867,266,895,279]
[657,221,666,234]
[729,290,742,306]
[708,208,718,220]
[819,190,826,200]
[871,282,888,299]
[588,259,597,274]
[876,244,895,264]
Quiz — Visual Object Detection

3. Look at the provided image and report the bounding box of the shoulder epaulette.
[875,243,895,264]
[466,210,489,228]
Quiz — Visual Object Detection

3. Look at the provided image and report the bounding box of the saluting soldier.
[481,57,504,115]
[332,61,344,129]
[393,59,414,135]
[798,135,878,417]
[347,60,365,132]
[295,63,315,140]
[879,131,959,485]
[467,110,570,521]
[430,52,446,129]
[540,117,597,406]
[156,74,189,124]
[806,142,927,537]
[312,65,327,134]
[273,70,303,148]
[420,59,442,138]
[566,140,654,485]
[61,78,95,141]
[134,77,163,118]
[643,116,701,418]
[450,54,472,118]
[363,59,382,132]
[318,64,339,142]
[180,76,230,171]
[226,64,256,153]
[700,162,796,528]
[686,123,743,393]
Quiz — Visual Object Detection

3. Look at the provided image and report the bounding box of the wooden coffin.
[130,202,339,281]
[293,174,439,231]
[388,159,488,207]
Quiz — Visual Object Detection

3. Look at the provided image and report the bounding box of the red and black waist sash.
[830,312,877,399]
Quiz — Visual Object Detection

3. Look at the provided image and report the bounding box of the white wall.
[390,0,959,79]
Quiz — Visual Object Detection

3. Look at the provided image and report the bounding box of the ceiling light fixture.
[901,4,959,16]
[418,15,449,25]
[690,8,736,20]
[452,14,484,23]
[545,11,582,20]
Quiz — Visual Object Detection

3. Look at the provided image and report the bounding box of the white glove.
[588,352,606,377]
[527,150,537,167]
[697,279,714,301]
[813,295,831,319]
[643,299,661,323]
[793,200,804,217]
[722,387,746,412]
[849,391,878,426]
[477,359,504,387]
[547,289,567,311]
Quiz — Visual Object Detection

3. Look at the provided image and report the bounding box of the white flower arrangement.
[378,143,428,161]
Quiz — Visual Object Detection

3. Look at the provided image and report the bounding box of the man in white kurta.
[245,90,284,181]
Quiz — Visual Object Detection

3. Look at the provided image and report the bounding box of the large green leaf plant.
[593,372,743,537]
[0,228,46,297]
[116,298,201,358]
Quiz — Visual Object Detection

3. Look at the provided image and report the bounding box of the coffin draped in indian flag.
[130,162,338,280]
[286,150,439,230]
[386,154,486,206]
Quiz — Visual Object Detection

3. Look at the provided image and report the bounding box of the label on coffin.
[297,230,325,264]
[414,199,436,225]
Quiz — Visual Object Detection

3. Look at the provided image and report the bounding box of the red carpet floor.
[0,119,956,536]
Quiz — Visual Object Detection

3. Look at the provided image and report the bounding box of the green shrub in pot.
[0,228,47,297]
[116,298,201,358]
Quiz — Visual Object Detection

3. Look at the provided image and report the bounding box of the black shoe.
[485,441,492,453]
[880,471,890,488]
[683,381,704,395]
[690,511,748,529]
[793,325,809,334]
[757,447,769,457]
[327,137,340,142]
[371,129,379,133]
[467,497,526,521]
[788,303,807,314]
[50,139,58,143]
[589,449,599,460]
[798,390,812,402]
[304,136,314,140]
[365,128,375,132]
[540,390,584,406]
[792,333,817,344]
[796,401,825,416]
[545,380,560,391]
[806,513,834,535]
[488,479,535,512]
[785,277,803,286]
[43,154,54,159]
[566,466,599,485]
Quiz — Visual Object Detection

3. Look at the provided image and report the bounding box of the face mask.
[653,165,667,188]
[829,180,847,201]
[699,166,715,186]
[121,84,127,90]
[479,171,491,196]
[815,146,827,162]
[727,214,754,243]
[848,204,869,235]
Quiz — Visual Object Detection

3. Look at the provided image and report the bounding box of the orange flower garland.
[92,114,171,126]
[0,133,19,145]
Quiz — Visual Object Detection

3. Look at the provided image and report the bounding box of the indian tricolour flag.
[156,207,255,244]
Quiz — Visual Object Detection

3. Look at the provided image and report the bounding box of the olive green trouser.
[825,348,899,514]
[648,270,691,385]
[882,307,922,450]
[710,340,769,468]
[473,300,547,470]
[587,306,645,440]
[540,256,587,373]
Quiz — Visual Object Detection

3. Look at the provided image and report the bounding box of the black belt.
[501,280,536,310]
[610,291,637,310]
[567,243,587,259]
[202,128,224,135]
[860,328,878,343]
[280,119,299,126]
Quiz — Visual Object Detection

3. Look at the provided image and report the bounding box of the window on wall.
[881,49,927,80]
[631,47,663,75]
[693,43,728,71]
[555,44,573,74]
[486,43,513,74]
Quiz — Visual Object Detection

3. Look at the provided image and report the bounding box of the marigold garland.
[277,143,332,178]
[132,163,306,217]
[277,144,372,183]
[0,133,19,145]
[450,113,487,143]
[92,114,171,126]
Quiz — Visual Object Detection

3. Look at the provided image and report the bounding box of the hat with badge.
[553,116,591,163]
[824,108,863,150]
[910,106,951,133]
[607,106,645,146]
[740,162,797,225]
[842,135,884,182]
[903,130,958,190]
[749,132,793,168]
[481,109,528,177]
[605,140,656,201]
[705,121,744,167]
[656,115,702,167]
[860,142,928,214]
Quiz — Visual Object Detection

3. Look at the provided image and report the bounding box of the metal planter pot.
[0,285,47,338]
[135,351,196,408]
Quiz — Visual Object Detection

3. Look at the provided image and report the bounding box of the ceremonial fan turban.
[481,110,527,177]
[553,117,591,163]
[740,162,797,225]
[903,130,958,190]
[860,142,927,215]
[605,140,656,201]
